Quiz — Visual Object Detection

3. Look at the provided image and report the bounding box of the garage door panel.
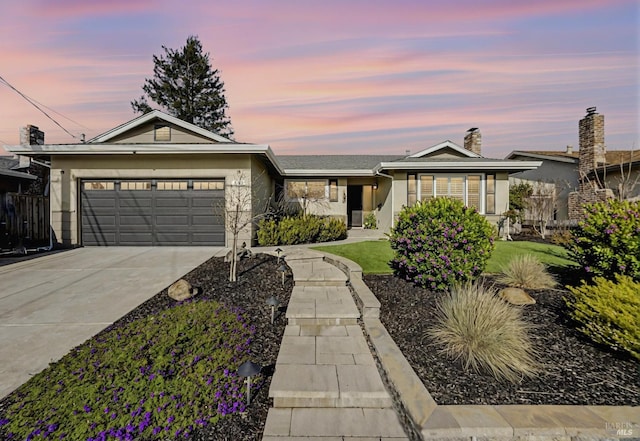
[83,199,116,209]
[86,233,117,245]
[191,197,220,208]
[118,197,152,208]
[83,215,117,226]
[81,179,225,246]
[192,232,225,244]
[119,215,153,226]
[155,198,189,208]
[155,215,189,225]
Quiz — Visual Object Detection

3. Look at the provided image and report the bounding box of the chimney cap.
[586,107,597,115]
[466,127,479,133]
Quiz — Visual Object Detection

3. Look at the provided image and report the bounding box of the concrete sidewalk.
[263,249,409,440]
[0,246,225,398]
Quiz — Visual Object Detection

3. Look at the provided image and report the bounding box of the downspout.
[30,158,53,252]
[375,170,394,228]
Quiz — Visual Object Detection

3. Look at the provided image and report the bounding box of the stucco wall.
[50,153,255,247]
[509,159,579,221]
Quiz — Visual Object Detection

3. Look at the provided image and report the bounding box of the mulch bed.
[365,274,640,406]
[0,253,293,441]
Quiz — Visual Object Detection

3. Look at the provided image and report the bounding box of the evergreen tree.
[131,36,233,138]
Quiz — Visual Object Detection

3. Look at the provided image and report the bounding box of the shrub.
[256,214,347,246]
[497,254,556,289]
[429,282,539,383]
[317,217,348,242]
[565,199,640,282]
[363,212,377,229]
[389,197,496,290]
[1,301,255,440]
[256,218,280,246]
[566,275,640,361]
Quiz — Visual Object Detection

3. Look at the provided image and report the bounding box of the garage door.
[81,179,225,246]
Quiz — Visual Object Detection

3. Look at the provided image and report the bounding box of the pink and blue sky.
[0,0,638,158]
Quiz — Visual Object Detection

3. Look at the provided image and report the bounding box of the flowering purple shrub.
[1,301,256,440]
[565,199,640,282]
[390,197,496,291]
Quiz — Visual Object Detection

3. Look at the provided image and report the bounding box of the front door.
[347,185,363,227]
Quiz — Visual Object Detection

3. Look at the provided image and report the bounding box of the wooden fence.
[0,193,50,247]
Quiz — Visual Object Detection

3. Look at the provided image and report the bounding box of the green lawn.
[312,239,576,275]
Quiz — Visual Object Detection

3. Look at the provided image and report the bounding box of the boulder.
[499,287,536,305]
[168,279,197,302]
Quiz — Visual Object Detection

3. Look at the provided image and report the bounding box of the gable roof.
[88,110,234,144]
[410,140,481,158]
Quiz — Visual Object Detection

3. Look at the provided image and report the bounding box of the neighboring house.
[6,111,540,247]
[0,156,49,248]
[507,107,639,223]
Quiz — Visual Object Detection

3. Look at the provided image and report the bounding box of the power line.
[0,74,79,140]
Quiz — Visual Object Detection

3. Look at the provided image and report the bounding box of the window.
[285,180,327,200]
[329,179,338,202]
[157,181,188,190]
[420,175,433,201]
[83,181,114,190]
[120,181,151,190]
[417,174,489,213]
[407,174,417,206]
[486,174,495,214]
[467,175,481,211]
[194,181,224,190]
[154,124,171,141]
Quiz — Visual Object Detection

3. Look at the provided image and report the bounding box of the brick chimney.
[20,125,45,146]
[578,107,605,176]
[464,128,481,155]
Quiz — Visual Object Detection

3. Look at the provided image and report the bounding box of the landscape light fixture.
[275,247,283,263]
[237,360,262,406]
[266,296,281,324]
[277,264,287,288]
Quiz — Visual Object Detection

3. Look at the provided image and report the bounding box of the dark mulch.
[365,274,640,406]
[0,253,293,441]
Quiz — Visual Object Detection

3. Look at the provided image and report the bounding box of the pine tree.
[131,36,233,138]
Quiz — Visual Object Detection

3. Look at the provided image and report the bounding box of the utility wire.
[0,74,78,139]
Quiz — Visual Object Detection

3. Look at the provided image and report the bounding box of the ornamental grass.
[429,282,540,383]
[496,254,556,289]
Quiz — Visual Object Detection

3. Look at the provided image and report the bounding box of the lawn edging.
[322,251,639,441]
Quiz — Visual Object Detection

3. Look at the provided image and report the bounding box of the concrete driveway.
[0,246,226,398]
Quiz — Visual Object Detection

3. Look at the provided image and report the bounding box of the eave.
[6,143,284,175]
[375,160,542,173]
[0,169,37,180]
[506,151,578,164]
[281,169,375,177]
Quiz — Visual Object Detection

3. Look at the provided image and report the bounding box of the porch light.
[237,360,262,405]
[266,296,281,324]
[372,181,378,190]
[277,264,287,288]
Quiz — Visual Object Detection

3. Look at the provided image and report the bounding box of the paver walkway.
[263,249,408,440]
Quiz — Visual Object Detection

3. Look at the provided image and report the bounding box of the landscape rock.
[498,287,536,305]
[168,279,197,301]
